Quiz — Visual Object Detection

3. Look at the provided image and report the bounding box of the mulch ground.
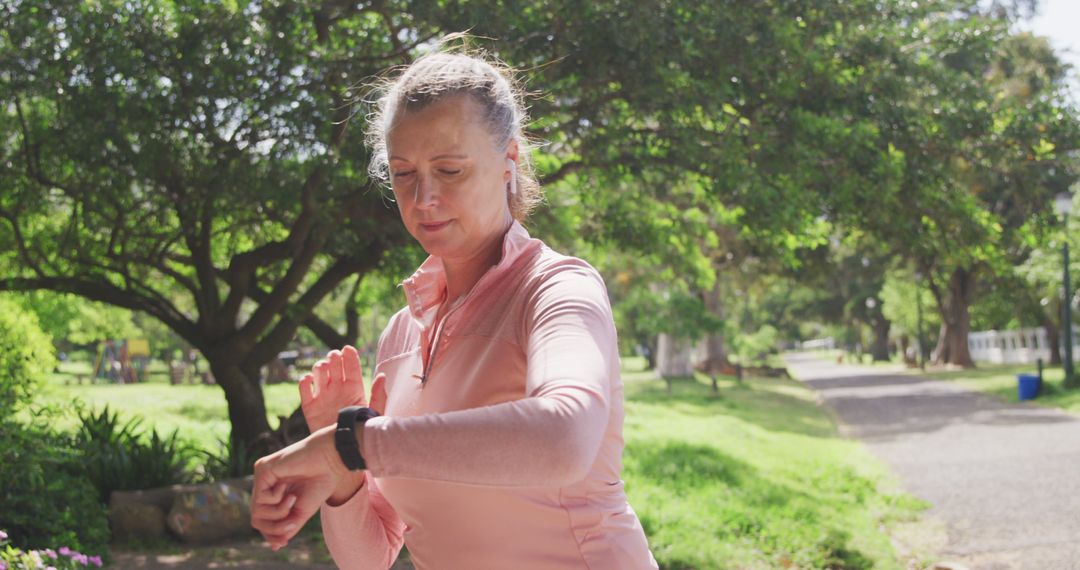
[109,533,415,569]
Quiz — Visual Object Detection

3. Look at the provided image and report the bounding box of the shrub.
[0,417,110,561]
[77,406,199,502]
[731,324,780,364]
[0,297,56,414]
[197,436,255,482]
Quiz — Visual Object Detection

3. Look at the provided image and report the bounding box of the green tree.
[0,1,421,452]
[880,266,941,363]
[857,18,1080,367]
[6,291,138,347]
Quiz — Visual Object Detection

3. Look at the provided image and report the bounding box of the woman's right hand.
[298,345,386,432]
[251,425,345,551]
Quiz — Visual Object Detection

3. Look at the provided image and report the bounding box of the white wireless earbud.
[506,158,517,196]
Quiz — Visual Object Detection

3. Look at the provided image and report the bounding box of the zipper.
[417,295,467,386]
[413,247,509,386]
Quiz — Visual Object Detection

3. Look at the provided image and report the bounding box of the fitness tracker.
[334,406,380,471]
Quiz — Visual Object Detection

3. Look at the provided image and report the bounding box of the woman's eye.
[392,171,415,179]
[439,169,462,176]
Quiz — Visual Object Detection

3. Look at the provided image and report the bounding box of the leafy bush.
[0,417,110,561]
[77,406,199,502]
[197,436,255,482]
[731,324,780,364]
[0,297,56,414]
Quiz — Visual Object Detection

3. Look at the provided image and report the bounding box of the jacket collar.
[400,220,541,330]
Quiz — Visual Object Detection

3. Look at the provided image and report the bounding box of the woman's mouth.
[419,220,452,232]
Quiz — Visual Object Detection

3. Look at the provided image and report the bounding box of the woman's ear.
[505,139,520,164]
[506,158,518,196]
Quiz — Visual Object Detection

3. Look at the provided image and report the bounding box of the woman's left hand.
[250,425,348,550]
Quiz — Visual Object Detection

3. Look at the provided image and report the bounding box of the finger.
[327,349,344,385]
[314,359,331,393]
[267,535,291,551]
[254,522,289,549]
[343,345,367,397]
[253,477,285,506]
[260,525,298,550]
[255,517,301,539]
[298,374,315,406]
[370,372,387,415]
[253,515,294,541]
[253,493,297,523]
[251,477,285,534]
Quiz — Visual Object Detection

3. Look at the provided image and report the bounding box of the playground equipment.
[92,339,150,383]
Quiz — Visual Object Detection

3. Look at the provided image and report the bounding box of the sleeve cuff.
[361,415,391,477]
[321,472,371,517]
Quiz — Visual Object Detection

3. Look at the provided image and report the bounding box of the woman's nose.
[413,175,439,208]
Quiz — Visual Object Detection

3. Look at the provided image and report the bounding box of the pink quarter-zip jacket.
[319,221,658,569]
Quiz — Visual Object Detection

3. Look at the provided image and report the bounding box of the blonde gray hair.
[365,39,541,221]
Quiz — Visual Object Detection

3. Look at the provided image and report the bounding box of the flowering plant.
[0,531,103,570]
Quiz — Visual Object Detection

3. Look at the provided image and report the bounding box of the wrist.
[316,425,350,479]
[326,471,367,506]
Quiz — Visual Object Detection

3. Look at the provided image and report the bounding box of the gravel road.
[786,352,1080,570]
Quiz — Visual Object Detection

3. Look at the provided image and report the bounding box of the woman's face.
[387,94,515,263]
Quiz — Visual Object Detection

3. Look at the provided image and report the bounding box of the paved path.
[785,352,1080,570]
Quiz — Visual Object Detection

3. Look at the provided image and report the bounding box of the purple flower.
[1,560,7,570]
[44,549,58,559]
[0,529,7,540]
[88,556,102,567]
[59,547,71,556]
[73,553,89,565]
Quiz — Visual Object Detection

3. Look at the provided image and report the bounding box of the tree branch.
[344,273,362,345]
[0,210,47,279]
[234,166,335,339]
[539,160,585,186]
[195,186,221,318]
[0,276,199,346]
[243,253,377,370]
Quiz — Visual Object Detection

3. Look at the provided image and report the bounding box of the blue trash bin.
[1017,374,1040,401]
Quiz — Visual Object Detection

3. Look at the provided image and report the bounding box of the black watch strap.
[335,406,380,471]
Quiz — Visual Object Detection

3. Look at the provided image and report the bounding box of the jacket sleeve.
[319,466,406,569]
[360,261,616,487]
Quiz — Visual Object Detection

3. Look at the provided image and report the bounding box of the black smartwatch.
[335,406,380,471]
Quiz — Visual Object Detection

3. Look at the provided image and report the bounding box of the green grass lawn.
[620,358,930,570]
[920,362,1080,413]
[32,356,930,569]
[25,359,302,453]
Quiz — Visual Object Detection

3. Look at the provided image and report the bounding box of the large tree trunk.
[656,334,695,379]
[697,277,729,393]
[870,313,891,362]
[930,267,977,368]
[1042,313,1062,366]
[699,276,728,368]
[642,335,658,370]
[209,361,275,458]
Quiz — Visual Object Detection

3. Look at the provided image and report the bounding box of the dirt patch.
[109,533,415,569]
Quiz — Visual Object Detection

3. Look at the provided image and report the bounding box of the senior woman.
[250,46,658,569]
